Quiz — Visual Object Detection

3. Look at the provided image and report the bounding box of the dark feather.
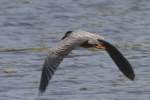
[39,57,58,95]
[61,31,72,40]
[98,40,135,80]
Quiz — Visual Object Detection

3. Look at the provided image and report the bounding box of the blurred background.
[0,0,150,100]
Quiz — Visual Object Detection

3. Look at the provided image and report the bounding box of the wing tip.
[127,73,135,80]
[38,72,49,95]
[38,87,46,96]
[98,39,136,81]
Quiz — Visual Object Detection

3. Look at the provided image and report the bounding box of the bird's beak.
[95,44,106,49]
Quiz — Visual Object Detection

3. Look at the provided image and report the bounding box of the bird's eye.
[61,31,72,40]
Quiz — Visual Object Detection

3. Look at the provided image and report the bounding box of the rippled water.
[0,0,150,100]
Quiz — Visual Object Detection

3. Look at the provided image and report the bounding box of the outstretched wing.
[98,40,135,80]
[39,51,68,94]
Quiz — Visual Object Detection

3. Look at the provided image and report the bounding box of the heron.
[39,30,135,94]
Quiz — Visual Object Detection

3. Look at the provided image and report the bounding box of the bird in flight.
[39,30,135,94]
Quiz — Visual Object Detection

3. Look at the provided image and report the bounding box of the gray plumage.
[39,30,135,94]
[39,30,103,93]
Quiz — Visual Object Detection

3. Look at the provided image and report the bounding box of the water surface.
[0,0,150,100]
